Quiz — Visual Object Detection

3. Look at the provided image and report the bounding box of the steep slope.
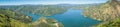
[0,8,32,23]
[82,0,120,27]
[0,8,32,27]
[32,17,64,27]
[83,0,120,21]
[93,17,120,27]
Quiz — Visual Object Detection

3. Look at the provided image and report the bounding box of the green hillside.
[0,8,32,27]
[83,0,120,27]
[32,17,64,27]
[0,8,64,27]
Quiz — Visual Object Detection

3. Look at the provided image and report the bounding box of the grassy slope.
[32,17,64,27]
[0,8,64,27]
[83,0,120,21]
[83,0,120,27]
[0,8,32,27]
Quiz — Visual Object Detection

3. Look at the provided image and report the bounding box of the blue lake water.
[28,9,100,27]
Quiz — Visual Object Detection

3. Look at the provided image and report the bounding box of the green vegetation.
[93,17,120,27]
[2,5,67,16]
[0,8,64,27]
[0,8,32,27]
[83,0,120,21]
[0,14,31,27]
[0,8,32,23]
[31,6,67,16]
[32,17,64,27]
[0,14,11,27]
[82,0,120,27]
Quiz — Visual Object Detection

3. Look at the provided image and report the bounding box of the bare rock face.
[83,0,120,21]
[32,17,64,27]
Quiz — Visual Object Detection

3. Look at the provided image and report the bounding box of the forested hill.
[0,5,68,16]
[0,4,102,16]
[0,8,64,27]
[0,8,32,27]
[83,0,120,21]
[83,0,120,27]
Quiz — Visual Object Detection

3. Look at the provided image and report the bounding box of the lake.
[28,9,100,27]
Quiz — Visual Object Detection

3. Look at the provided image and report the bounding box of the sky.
[0,0,108,5]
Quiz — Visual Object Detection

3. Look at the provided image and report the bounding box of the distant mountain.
[0,2,105,27]
[0,4,102,16]
[1,5,65,16]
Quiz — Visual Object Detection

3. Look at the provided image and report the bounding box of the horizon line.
[0,3,104,6]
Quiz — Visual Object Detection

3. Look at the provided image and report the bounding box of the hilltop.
[83,0,120,27]
[83,0,120,21]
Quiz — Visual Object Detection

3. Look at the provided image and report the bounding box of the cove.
[27,9,101,27]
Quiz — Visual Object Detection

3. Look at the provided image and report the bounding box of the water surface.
[28,9,100,27]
